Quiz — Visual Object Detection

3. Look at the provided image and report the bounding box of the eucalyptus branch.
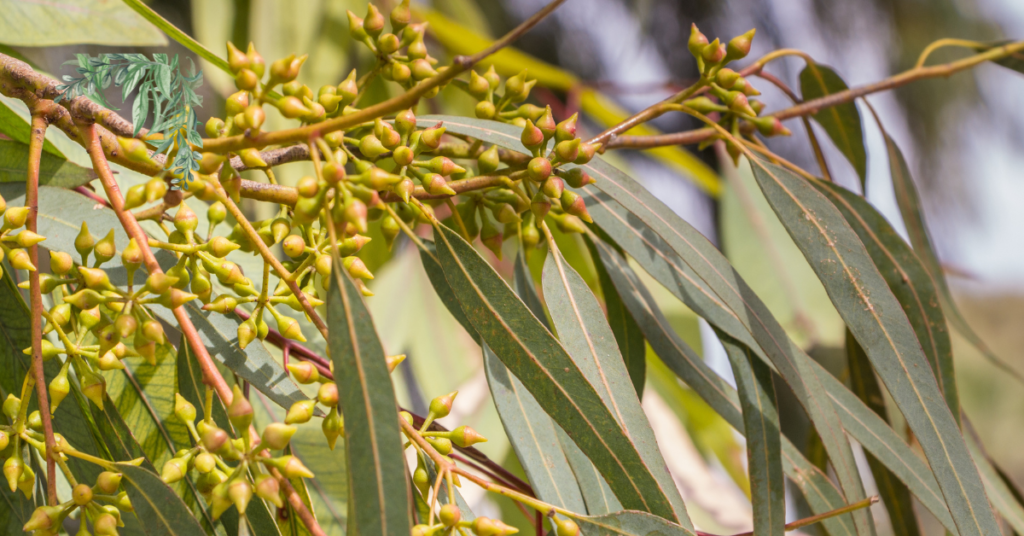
[25,110,58,506]
[607,40,1024,150]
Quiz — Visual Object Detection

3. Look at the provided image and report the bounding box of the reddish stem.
[26,112,58,505]
[78,122,234,406]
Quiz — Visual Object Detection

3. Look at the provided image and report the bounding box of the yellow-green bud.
[254,474,283,507]
[227,384,254,431]
[287,361,320,384]
[429,391,457,419]
[285,400,316,425]
[261,422,298,450]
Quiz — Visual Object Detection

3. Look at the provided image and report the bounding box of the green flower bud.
[477,145,500,174]
[78,306,102,330]
[278,96,312,119]
[338,69,358,104]
[93,229,116,266]
[468,70,490,98]
[542,177,565,199]
[48,369,70,415]
[554,138,581,163]
[255,473,284,507]
[422,173,456,196]
[73,482,94,506]
[554,517,580,536]
[94,512,119,536]
[726,29,756,63]
[520,119,544,148]
[475,100,496,119]
[96,471,123,494]
[530,190,551,221]
[27,410,42,432]
[234,68,259,91]
[575,141,599,164]
[22,505,63,532]
[318,382,339,407]
[194,452,216,474]
[247,43,265,77]
[226,41,249,73]
[343,256,374,281]
[74,221,95,263]
[285,400,316,425]
[420,125,446,150]
[273,455,315,479]
[560,190,593,223]
[555,112,578,143]
[145,177,168,203]
[161,456,188,484]
[390,0,411,31]
[363,3,385,38]
[114,314,138,340]
[750,116,791,137]
[429,391,457,419]
[527,157,552,182]
[440,504,461,526]
[78,266,115,291]
[688,24,709,58]
[207,117,226,138]
[174,393,196,424]
[202,427,230,453]
[1,206,28,231]
[49,250,74,276]
[262,422,298,450]
[702,38,725,64]
[553,213,587,234]
[3,453,23,492]
[228,479,253,514]
[287,361,320,384]
[227,384,254,431]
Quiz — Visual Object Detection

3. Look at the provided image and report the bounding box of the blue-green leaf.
[798,63,867,186]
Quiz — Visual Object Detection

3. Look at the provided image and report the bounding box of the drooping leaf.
[846,331,921,535]
[798,63,868,186]
[882,132,1024,383]
[541,242,688,524]
[575,510,697,536]
[749,157,999,536]
[484,344,587,514]
[585,236,646,398]
[0,139,93,187]
[591,240,857,536]
[719,332,785,536]
[419,240,480,341]
[0,0,166,46]
[427,117,871,533]
[327,258,410,536]
[811,179,958,423]
[511,254,620,516]
[115,463,208,536]
[965,432,1024,534]
[432,223,680,521]
[0,100,63,156]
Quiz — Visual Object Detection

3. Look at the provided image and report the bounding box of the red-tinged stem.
[26,112,58,505]
[78,122,234,406]
[269,466,327,536]
[73,186,110,207]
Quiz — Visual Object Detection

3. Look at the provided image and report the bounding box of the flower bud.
[554,138,581,163]
[262,422,298,450]
[81,371,106,408]
[114,314,138,339]
[701,38,726,64]
[48,369,70,415]
[278,96,312,119]
[234,68,259,91]
[726,29,756,63]
[285,400,316,425]
[1,206,28,231]
[252,473,283,508]
[161,456,189,484]
[93,512,119,536]
[337,69,358,104]
[520,119,544,148]
[451,425,488,448]
[420,125,446,150]
[22,505,63,532]
[554,517,580,536]
[363,3,385,38]
[71,482,94,506]
[287,361,321,384]
[386,354,406,373]
[715,68,741,89]
[561,190,593,223]
[526,157,552,183]
[227,384,254,431]
[504,70,534,103]
[317,382,339,407]
[423,173,456,196]
[26,410,42,432]
[78,306,102,330]
[174,393,196,424]
[193,452,216,474]
[751,116,791,137]
[440,504,461,526]
[47,251,73,276]
[267,455,315,479]
[555,113,579,143]
[723,90,756,117]
[429,391,457,419]
[93,229,116,266]
[74,221,95,262]
[2,454,20,493]
[688,24,709,58]
[536,107,556,140]
[202,427,230,453]
[227,41,249,73]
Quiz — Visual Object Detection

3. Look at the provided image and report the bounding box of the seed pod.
[285,400,316,425]
[262,423,298,450]
[255,473,283,507]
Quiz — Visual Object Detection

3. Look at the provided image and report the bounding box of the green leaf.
[0,100,63,157]
[484,344,587,514]
[966,432,1024,534]
[591,240,857,536]
[798,63,868,186]
[0,0,166,46]
[434,223,684,521]
[585,237,646,398]
[575,510,696,536]
[114,463,208,536]
[811,179,958,423]
[0,139,93,187]
[749,157,999,536]
[425,115,868,531]
[419,240,480,341]
[719,332,785,536]
[541,242,689,525]
[882,133,1024,383]
[511,254,620,516]
[327,259,410,536]
[846,331,922,536]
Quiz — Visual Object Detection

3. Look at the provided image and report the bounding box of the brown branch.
[78,121,234,406]
[199,0,567,154]
[26,110,58,506]
[754,71,833,182]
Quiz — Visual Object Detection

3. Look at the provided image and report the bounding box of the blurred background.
[2,0,1023,534]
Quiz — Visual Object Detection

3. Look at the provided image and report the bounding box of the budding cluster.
[24,470,135,535]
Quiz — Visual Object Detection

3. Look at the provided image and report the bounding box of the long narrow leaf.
[576,510,697,536]
[749,157,999,536]
[846,331,922,536]
[432,223,680,520]
[424,116,874,534]
[542,242,689,524]
[798,64,868,186]
[810,179,958,423]
[327,258,410,536]
[719,332,785,536]
[115,463,207,536]
[592,239,857,536]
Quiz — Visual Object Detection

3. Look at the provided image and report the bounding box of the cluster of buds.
[686,25,791,162]
[23,470,135,535]
[348,1,444,95]
[160,386,314,520]
[0,192,42,276]
[404,390,491,534]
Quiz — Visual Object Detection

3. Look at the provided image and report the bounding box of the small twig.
[754,71,833,182]
[25,111,58,505]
